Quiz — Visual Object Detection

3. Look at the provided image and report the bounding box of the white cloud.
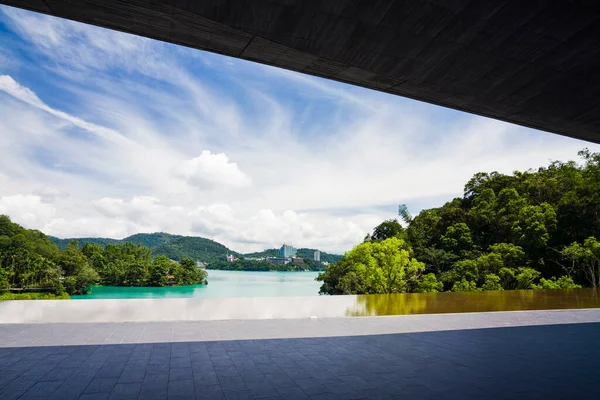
[0,75,131,146]
[1,6,600,254]
[175,151,251,189]
[0,195,56,227]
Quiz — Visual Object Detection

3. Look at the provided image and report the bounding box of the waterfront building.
[278,243,297,258]
[267,257,290,265]
[314,250,321,261]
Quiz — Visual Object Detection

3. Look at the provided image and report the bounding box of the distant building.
[313,250,321,261]
[291,257,304,264]
[267,257,290,265]
[278,243,297,258]
[322,261,329,266]
[226,254,235,262]
[196,261,208,269]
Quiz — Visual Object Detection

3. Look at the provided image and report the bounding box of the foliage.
[413,273,443,293]
[317,237,425,294]
[0,292,70,300]
[51,232,235,263]
[560,238,600,287]
[0,216,207,298]
[319,150,600,294]
[451,279,479,292]
[368,219,405,242]
[481,274,503,291]
[531,276,582,289]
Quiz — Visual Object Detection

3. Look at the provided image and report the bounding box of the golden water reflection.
[347,288,600,316]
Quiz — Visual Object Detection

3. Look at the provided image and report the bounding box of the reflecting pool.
[2,288,600,323]
[348,288,600,316]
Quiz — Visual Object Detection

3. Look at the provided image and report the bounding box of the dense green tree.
[175,257,207,285]
[0,215,210,296]
[481,274,502,291]
[419,246,458,274]
[370,219,405,242]
[413,273,443,293]
[451,279,479,292]
[562,238,600,287]
[63,266,100,295]
[317,237,425,295]
[531,276,581,289]
[148,256,170,286]
[441,223,474,256]
[319,150,600,294]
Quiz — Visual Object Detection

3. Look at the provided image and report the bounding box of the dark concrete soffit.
[3,0,600,144]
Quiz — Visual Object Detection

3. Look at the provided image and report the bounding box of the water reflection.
[3,288,600,323]
[348,288,600,316]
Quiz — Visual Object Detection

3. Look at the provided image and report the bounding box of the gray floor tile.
[1,313,600,400]
[20,380,63,399]
[138,389,168,400]
[169,367,193,381]
[195,384,224,400]
[168,379,195,397]
[84,378,118,394]
[79,394,111,400]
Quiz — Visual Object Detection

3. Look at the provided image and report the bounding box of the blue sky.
[1,5,599,254]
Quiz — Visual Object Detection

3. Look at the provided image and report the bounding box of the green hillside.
[50,236,119,248]
[51,233,235,263]
[50,234,342,264]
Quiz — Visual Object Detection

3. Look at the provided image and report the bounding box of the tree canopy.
[318,150,600,294]
[0,216,207,296]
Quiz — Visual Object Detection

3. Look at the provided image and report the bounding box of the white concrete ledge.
[0,296,360,323]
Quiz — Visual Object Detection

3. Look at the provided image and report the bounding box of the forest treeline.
[0,216,207,296]
[318,149,600,295]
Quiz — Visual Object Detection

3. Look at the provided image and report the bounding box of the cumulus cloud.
[0,195,56,227]
[174,151,251,189]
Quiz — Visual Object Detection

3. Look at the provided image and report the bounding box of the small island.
[0,215,206,299]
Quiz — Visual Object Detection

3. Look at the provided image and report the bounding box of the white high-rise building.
[313,250,321,261]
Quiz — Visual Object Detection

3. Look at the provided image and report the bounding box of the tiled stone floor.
[1,310,599,399]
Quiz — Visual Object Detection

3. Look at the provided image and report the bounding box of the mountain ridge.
[49,232,343,264]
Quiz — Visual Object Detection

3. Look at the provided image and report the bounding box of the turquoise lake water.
[71,270,321,299]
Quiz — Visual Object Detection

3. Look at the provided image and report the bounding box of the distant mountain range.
[49,232,343,264]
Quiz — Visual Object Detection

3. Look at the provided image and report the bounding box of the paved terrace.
[1,309,600,399]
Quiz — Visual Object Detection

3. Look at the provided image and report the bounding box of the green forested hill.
[51,233,237,263]
[50,237,119,248]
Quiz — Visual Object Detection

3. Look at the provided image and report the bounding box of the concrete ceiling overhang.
[3,0,600,143]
